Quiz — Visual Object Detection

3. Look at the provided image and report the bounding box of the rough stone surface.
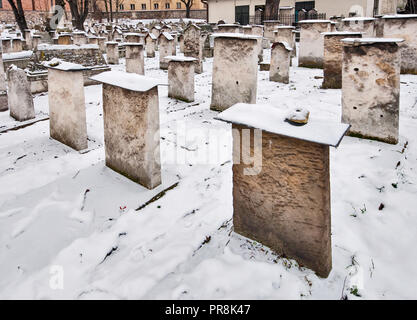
[299,22,331,69]
[270,42,291,84]
[210,37,258,111]
[7,66,35,121]
[57,35,72,45]
[342,19,375,37]
[168,60,195,102]
[232,124,332,278]
[106,42,119,64]
[145,35,156,58]
[48,68,88,151]
[102,84,161,189]
[322,33,362,89]
[184,25,203,74]
[342,42,401,144]
[274,27,296,57]
[125,44,144,75]
[0,92,8,112]
[263,21,280,41]
[159,37,175,70]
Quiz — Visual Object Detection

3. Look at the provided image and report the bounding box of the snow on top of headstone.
[211,33,261,40]
[90,71,167,92]
[160,32,174,41]
[37,43,100,50]
[124,42,144,46]
[382,14,417,19]
[272,41,293,51]
[2,50,33,61]
[124,32,142,36]
[342,17,376,21]
[217,24,240,27]
[275,26,296,29]
[322,31,363,36]
[43,58,89,71]
[146,33,157,40]
[164,55,197,62]
[215,103,350,147]
[342,37,404,44]
[298,19,331,23]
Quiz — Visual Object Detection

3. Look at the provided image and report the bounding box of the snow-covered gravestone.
[0,44,7,112]
[341,38,404,144]
[215,103,350,278]
[263,20,280,41]
[322,32,362,89]
[158,32,175,70]
[7,65,35,121]
[72,31,88,46]
[341,17,376,37]
[299,20,331,68]
[12,38,23,52]
[32,35,41,50]
[58,34,72,45]
[106,41,119,64]
[88,36,99,46]
[125,33,141,43]
[97,37,106,53]
[125,43,145,75]
[184,24,203,74]
[166,56,196,102]
[2,39,12,53]
[90,71,162,189]
[381,15,417,75]
[217,24,240,34]
[270,41,292,84]
[47,61,88,151]
[145,33,157,58]
[210,33,259,111]
[273,26,296,57]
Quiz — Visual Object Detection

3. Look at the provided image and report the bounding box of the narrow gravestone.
[106,41,119,64]
[341,38,404,144]
[341,17,376,38]
[299,20,331,68]
[145,33,157,58]
[90,71,162,189]
[322,31,362,89]
[215,103,350,278]
[184,24,203,74]
[270,41,292,84]
[7,65,35,121]
[166,56,196,102]
[158,32,175,70]
[47,60,88,151]
[210,33,259,112]
[125,43,145,75]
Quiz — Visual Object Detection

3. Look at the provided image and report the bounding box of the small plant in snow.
[350,285,361,297]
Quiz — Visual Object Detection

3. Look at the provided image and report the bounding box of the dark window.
[119,4,124,10]
[142,3,146,9]
[176,2,181,9]
[0,0,3,9]
[235,5,249,25]
[373,0,379,16]
[130,3,135,10]
[295,1,315,22]
[165,3,170,9]
[154,3,159,9]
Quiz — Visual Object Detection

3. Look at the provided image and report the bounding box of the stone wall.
[110,9,207,21]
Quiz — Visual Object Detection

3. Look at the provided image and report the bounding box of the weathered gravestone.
[166,56,196,102]
[7,65,35,121]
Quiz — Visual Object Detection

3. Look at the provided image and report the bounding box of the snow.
[342,17,376,21]
[342,38,405,44]
[382,14,417,19]
[161,32,174,41]
[215,103,349,147]
[37,44,100,51]
[1,44,417,300]
[164,56,197,62]
[210,33,261,40]
[43,58,89,71]
[298,19,332,23]
[321,31,363,36]
[90,70,166,92]
[2,50,33,61]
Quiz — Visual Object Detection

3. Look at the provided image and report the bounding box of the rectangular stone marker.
[341,38,404,144]
[158,32,175,70]
[217,24,240,34]
[341,17,376,37]
[90,71,162,189]
[215,103,350,278]
[263,20,280,41]
[125,43,145,75]
[72,31,88,46]
[125,33,141,43]
[106,41,119,64]
[45,60,89,151]
[7,65,35,121]
[166,56,196,102]
[145,33,157,58]
[322,32,362,89]
[184,24,203,74]
[382,14,417,75]
[210,33,259,112]
[273,26,296,57]
[32,35,41,50]
[58,34,72,45]
[12,39,23,52]
[0,44,7,111]
[299,20,331,68]
[2,39,12,53]
[270,41,292,84]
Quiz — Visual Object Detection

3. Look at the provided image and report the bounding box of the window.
[119,4,124,10]
[130,3,135,10]
[0,0,3,9]
[141,3,146,9]
[176,2,181,9]
[165,3,170,9]
[154,3,158,9]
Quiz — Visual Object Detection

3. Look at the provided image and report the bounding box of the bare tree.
[405,0,417,13]
[180,0,194,18]
[6,0,29,33]
[114,0,124,23]
[265,0,280,21]
[65,0,89,30]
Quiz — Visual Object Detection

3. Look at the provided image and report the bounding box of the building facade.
[103,0,206,12]
[206,0,401,24]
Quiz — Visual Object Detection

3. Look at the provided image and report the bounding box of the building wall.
[0,0,64,11]
[102,0,206,12]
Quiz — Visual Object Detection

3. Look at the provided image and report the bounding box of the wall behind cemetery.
[114,9,207,20]
[0,10,51,25]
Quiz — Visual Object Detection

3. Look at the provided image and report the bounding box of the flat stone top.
[124,32,142,36]
[37,44,100,50]
[217,24,240,27]
[124,42,144,46]
[164,55,197,62]
[105,41,119,45]
[322,31,363,36]
[382,14,417,19]
[211,33,261,40]
[43,58,89,71]
[272,41,293,51]
[342,37,405,44]
[275,26,296,29]
[90,71,166,92]
[298,19,331,24]
[342,17,376,21]
[215,103,350,147]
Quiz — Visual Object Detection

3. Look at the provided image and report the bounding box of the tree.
[66,0,89,30]
[6,0,28,33]
[180,0,194,18]
[405,0,417,13]
[264,0,280,21]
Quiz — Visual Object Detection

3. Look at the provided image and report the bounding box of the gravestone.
[166,56,196,102]
[7,65,35,121]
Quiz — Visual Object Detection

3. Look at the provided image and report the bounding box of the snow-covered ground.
[0,47,417,300]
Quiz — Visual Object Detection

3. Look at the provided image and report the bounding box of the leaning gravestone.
[7,65,35,121]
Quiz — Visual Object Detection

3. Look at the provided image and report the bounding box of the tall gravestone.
[7,65,35,121]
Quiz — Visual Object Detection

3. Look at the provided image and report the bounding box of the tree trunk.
[186,5,191,18]
[110,0,113,22]
[7,0,28,33]
[66,0,89,30]
[405,0,417,13]
[265,0,280,21]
